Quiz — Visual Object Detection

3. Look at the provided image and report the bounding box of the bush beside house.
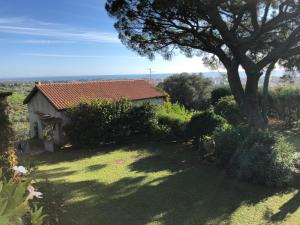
[65,99,156,147]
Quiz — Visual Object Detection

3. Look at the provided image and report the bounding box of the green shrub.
[186,110,226,152]
[0,149,18,179]
[235,132,295,186]
[187,110,226,140]
[155,102,194,139]
[267,86,300,125]
[214,96,242,125]
[0,95,14,153]
[0,167,46,225]
[65,99,156,147]
[158,73,212,110]
[211,86,232,105]
[213,124,245,167]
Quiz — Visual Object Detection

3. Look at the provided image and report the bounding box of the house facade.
[24,80,166,146]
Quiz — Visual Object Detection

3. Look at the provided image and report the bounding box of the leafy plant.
[214,95,242,125]
[235,132,295,186]
[186,110,226,152]
[155,102,194,139]
[211,86,232,105]
[65,99,156,147]
[267,86,300,125]
[213,124,246,167]
[158,73,212,110]
[0,167,46,225]
[187,110,226,140]
[32,180,65,225]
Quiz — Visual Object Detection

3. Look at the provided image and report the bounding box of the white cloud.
[22,53,106,58]
[0,17,119,44]
[22,53,141,59]
[21,39,77,44]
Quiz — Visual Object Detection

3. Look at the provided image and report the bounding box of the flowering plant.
[0,166,46,225]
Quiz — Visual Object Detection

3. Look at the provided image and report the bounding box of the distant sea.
[0,71,286,82]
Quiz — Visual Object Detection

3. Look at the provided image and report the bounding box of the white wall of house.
[133,97,165,105]
[27,91,68,145]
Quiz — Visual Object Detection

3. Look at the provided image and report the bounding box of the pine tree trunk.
[244,74,267,129]
[225,63,268,129]
[262,61,276,125]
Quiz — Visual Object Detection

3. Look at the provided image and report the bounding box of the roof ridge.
[25,79,165,110]
[36,79,150,86]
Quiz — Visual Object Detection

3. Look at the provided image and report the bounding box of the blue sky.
[0,0,210,78]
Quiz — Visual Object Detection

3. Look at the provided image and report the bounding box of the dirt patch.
[114,159,126,165]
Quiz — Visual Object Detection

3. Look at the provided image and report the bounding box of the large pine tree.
[106,0,300,128]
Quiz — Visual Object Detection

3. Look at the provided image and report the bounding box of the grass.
[32,140,300,225]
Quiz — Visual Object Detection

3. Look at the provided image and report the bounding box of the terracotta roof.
[24,80,165,111]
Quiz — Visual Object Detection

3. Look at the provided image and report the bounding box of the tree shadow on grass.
[270,190,300,221]
[45,167,288,225]
[269,174,300,222]
[34,140,300,225]
[34,166,77,179]
[31,142,126,165]
[85,164,107,172]
[32,138,190,166]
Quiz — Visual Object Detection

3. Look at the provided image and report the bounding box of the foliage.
[0,149,18,179]
[65,99,156,147]
[234,132,295,187]
[187,110,226,140]
[213,124,245,167]
[6,86,31,142]
[279,73,296,85]
[32,180,65,225]
[211,86,232,105]
[0,95,14,153]
[267,86,300,125]
[154,102,193,139]
[214,127,296,187]
[158,73,212,110]
[106,0,300,127]
[0,168,46,225]
[214,95,242,125]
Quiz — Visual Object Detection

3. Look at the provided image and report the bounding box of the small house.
[24,80,166,146]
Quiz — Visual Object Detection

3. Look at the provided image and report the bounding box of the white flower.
[27,185,43,200]
[12,166,28,174]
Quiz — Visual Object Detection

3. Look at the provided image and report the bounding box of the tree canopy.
[159,73,212,110]
[106,0,300,128]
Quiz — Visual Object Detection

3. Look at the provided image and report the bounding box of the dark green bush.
[267,86,300,125]
[214,128,295,187]
[187,110,226,140]
[214,95,242,125]
[159,73,212,110]
[0,94,14,153]
[128,102,156,134]
[235,132,295,186]
[65,99,155,147]
[211,86,232,105]
[213,124,245,167]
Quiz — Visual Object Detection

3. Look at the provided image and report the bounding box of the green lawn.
[32,140,300,225]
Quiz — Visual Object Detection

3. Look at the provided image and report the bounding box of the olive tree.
[106,0,300,128]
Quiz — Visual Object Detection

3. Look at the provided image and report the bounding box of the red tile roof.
[24,80,165,111]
